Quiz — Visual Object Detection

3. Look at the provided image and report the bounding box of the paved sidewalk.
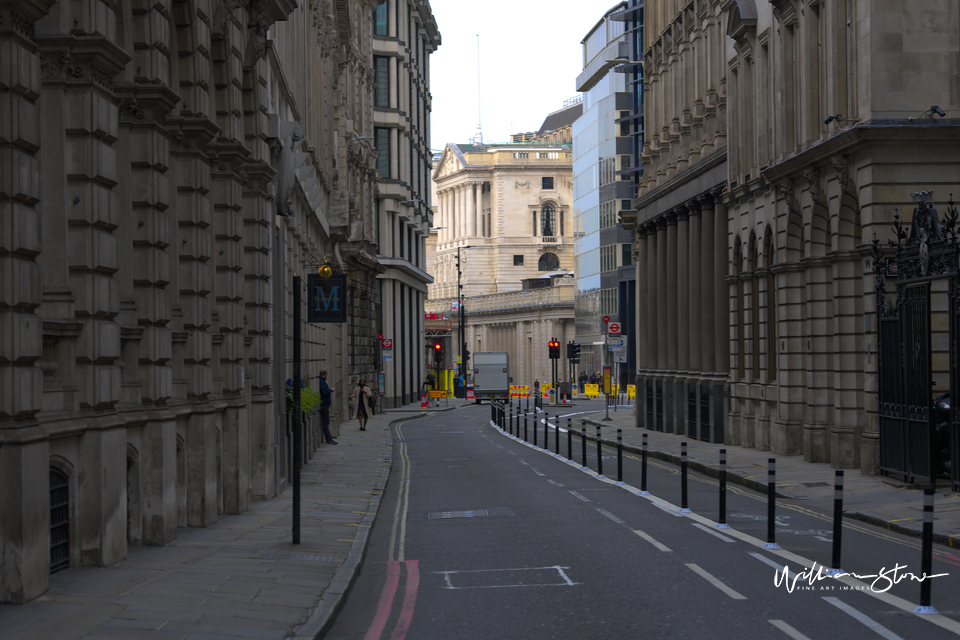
[518,400,960,548]
[0,404,430,640]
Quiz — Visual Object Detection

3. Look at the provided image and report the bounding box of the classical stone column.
[466,182,477,237]
[645,223,658,430]
[712,192,730,443]
[676,207,690,435]
[635,227,648,429]
[687,200,703,375]
[475,182,483,237]
[699,194,716,373]
[656,217,668,431]
[665,213,679,432]
[444,189,453,243]
[677,208,690,371]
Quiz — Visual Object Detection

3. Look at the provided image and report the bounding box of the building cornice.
[763,120,960,182]
[636,146,727,224]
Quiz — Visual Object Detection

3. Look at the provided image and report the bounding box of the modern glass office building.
[573,1,643,385]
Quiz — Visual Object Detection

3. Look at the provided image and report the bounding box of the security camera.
[932,105,946,117]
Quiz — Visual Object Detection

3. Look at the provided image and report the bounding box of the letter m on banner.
[307,273,347,323]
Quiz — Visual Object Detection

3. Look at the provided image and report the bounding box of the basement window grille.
[50,468,69,573]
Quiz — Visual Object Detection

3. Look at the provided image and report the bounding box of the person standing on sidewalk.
[352,379,372,430]
[318,369,337,445]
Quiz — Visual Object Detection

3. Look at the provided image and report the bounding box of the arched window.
[539,253,560,271]
[50,467,70,573]
[541,203,556,236]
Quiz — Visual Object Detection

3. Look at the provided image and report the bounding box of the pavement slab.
[0,405,423,640]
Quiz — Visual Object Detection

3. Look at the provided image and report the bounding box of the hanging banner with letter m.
[307,273,347,323]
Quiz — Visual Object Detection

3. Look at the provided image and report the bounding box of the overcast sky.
[428,1,605,151]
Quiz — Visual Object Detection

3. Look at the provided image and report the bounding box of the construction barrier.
[466,387,475,401]
[626,384,636,399]
[585,384,600,398]
[429,389,448,398]
[510,385,531,398]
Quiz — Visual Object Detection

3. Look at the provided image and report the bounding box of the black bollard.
[544,412,549,450]
[640,433,649,494]
[596,425,604,478]
[581,421,588,469]
[717,449,729,528]
[680,442,690,512]
[915,488,937,613]
[567,418,573,461]
[533,413,538,447]
[509,406,513,434]
[555,415,560,456]
[830,470,844,573]
[764,458,780,549]
[524,415,528,442]
[616,429,624,485]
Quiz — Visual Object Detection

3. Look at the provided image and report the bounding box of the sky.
[428,0,606,151]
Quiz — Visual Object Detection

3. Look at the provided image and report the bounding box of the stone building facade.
[628,0,960,473]
[373,0,440,408]
[427,123,577,386]
[0,0,434,603]
[723,0,959,472]
[624,0,731,443]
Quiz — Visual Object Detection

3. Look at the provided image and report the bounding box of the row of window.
[599,199,632,229]
[513,253,561,271]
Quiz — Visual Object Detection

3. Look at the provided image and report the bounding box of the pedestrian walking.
[317,369,337,445]
[578,371,588,393]
[589,371,597,385]
[352,379,372,431]
[426,371,436,390]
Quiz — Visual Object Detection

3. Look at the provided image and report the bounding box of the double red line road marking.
[364,560,421,640]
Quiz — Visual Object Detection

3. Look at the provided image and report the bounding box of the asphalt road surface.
[326,402,960,640]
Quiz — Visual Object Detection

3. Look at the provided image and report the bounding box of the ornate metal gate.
[875,193,960,489]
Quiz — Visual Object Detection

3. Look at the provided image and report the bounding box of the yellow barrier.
[627,384,636,399]
[510,385,531,398]
[585,384,600,398]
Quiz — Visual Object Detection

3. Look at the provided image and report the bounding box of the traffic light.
[566,342,575,359]
[463,348,471,365]
[548,339,560,359]
[433,342,444,365]
[574,343,581,359]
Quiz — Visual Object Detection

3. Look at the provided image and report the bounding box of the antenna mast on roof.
[471,34,484,145]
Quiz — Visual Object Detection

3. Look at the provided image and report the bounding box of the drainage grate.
[427,507,515,520]
[429,509,488,519]
[802,482,830,488]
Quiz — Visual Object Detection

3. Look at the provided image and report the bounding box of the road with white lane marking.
[325,404,960,640]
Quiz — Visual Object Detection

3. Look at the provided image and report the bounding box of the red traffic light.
[434,343,441,350]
